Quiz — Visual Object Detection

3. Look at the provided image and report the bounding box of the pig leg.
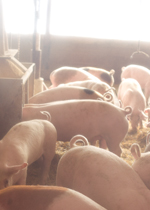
[90,135,103,146]
[40,151,55,185]
[89,139,97,146]
[106,140,122,157]
[39,155,51,185]
[15,168,27,185]
[139,119,143,129]
[99,139,107,150]
[144,87,150,106]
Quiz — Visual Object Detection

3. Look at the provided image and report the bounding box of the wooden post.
[0,0,9,56]
[0,0,5,56]
[32,0,41,79]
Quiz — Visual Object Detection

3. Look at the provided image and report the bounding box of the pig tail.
[40,111,51,121]
[123,106,132,116]
[70,135,89,148]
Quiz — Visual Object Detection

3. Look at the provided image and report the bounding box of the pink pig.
[49,66,100,88]
[0,185,106,210]
[58,79,113,95]
[121,64,150,105]
[28,86,113,104]
[117,78,147,132]
[145,132,150,152]
[58,80,120,106]
[144,108,150,127]
[80,66,115,86]
[0,119,57,189]
[131,142,150,190]
[56,136,150,210]
[22,100,132,156]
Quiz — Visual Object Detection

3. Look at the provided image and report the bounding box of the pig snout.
[0,163,28,189]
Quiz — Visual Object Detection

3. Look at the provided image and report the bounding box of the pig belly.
[22,100,129,155]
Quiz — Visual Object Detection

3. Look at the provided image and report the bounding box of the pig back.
[50,67,100,87]
[121,65,150,88]
[22,100,130,144]
[0,185,105,210]
[56,145,150,210]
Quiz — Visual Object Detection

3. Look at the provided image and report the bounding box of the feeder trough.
[0,50,35,139]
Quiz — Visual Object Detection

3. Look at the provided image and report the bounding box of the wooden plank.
[0,49,18,58]
[0,79,22,139]
[0,62,35,139]
[10,56,27,73]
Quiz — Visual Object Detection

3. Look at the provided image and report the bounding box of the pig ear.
[130,143,141,160]
[138,110,147,121]
[121,67,125,72]
[6,163,28,175]
[110,69,115,75]
[146,133,150,145]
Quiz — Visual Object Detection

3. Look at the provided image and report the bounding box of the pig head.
[131,143,150,190]
[0,119,57,189]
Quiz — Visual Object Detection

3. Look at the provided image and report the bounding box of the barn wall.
[9,34,150,84]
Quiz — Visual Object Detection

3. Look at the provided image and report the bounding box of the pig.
[22,100,132,156]
[0,119,57,189]
[144,108,150,127]
[131,143,150,190]
[28,86,113,104]
[145,132,150,152]
[49,66,100,88]
[80,66,115,86]
[121,64,150,105]
[0,185,106,210]
[56,136,150,210]
[58,80,113,95]
[117,78,147,132]
[58,80,120,106]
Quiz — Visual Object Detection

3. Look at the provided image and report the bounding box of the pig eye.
[4,179,8,188]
